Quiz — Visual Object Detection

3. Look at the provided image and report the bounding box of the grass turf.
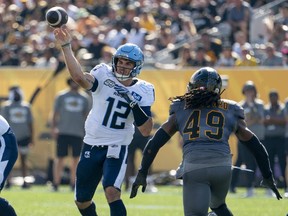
[2,185,287,216]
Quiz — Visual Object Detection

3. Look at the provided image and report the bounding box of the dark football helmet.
[187,67,222,94]
[112,43,144,81]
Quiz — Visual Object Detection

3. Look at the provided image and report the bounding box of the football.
[46,6,68,28]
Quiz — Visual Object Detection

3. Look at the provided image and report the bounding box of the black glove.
[130,171,147,199]
[260,175,282,200]
[114,84,137,108]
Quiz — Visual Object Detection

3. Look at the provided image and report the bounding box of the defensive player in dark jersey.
[130,67,282,216]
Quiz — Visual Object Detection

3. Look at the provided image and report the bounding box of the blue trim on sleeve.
[90,78,98,92]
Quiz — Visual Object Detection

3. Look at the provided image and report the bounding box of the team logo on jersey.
[84,151,90,158]
[131,91,142,101]
[104,79,116,88]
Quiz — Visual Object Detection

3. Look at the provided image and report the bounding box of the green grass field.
[2,185,287,216]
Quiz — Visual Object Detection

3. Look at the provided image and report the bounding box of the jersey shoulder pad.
[169,99,184,115]
[234,102,245,120]
[137,79,155,93]
[220,98,237,105]
[134,79,155,106]
[221,99,244,120]
[90,63,112,79]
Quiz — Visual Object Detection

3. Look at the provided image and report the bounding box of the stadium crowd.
[0,0,287,70]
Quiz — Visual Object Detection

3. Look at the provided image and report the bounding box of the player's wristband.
[132,104,149,127]
[240,134,272,178]
[61,42,71,48]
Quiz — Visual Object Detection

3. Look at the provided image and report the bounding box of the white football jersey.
[0,115,10,136]
[84,63,155,146]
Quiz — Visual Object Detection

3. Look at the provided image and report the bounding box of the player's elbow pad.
[140,128,171,173]
[240,134,272,178]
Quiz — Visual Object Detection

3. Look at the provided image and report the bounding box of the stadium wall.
[0,67,287,172]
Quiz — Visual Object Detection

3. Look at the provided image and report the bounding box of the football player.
[53,25,154,216]
[0,115,18,215]
[130,67,282,216]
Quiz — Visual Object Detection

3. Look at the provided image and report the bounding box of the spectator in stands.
[98,45,116,65]
[122,4,138,32]
[176,43,195,68]
[227,0,253,42]
[278,2,288,26]
[88,0,110,20]
[75,8,102,37]
[232,31,253,57]
[139,8,157,33]
[263,90,287,197]
[51,78,90,191]
[189,45,213,67]
[215,43,239,67]
[261,42,283,66]
[19,46,36,67]
[281,41,288,67]
[56,0,80,21]
[176,13,197,43]
[199,32,223,65]
[126,17,148,50]
[269,21,287,51]
[35,47,58,69]
[70,32,85,55]
[1,86,34,189]
[0,48,20,66]
[86,29,106,61]
[154,25,176,51]
[105,19,128,49]
[230,81,264,197]
[235,44,259,66]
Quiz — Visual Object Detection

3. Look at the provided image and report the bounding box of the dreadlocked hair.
[169,88,225,109]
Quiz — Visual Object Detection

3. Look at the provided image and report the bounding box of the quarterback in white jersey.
[54,25,154,216]
[84,63,154,147]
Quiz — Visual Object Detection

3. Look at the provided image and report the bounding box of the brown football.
[46,6,68,28]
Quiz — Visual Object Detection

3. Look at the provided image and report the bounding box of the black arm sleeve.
[240,134,272,178]
[139,128,171,174]
[132,104,149,127]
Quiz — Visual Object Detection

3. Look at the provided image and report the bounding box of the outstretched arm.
[53,25,94,90]
[130,114,178,198]
[235,119,282,200]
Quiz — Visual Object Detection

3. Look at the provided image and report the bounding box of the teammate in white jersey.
[0,115,18,215]
[53,25,155,216]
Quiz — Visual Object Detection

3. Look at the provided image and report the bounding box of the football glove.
[130,171,147,199]
[260,175,282,200]
[114,84,137,108]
